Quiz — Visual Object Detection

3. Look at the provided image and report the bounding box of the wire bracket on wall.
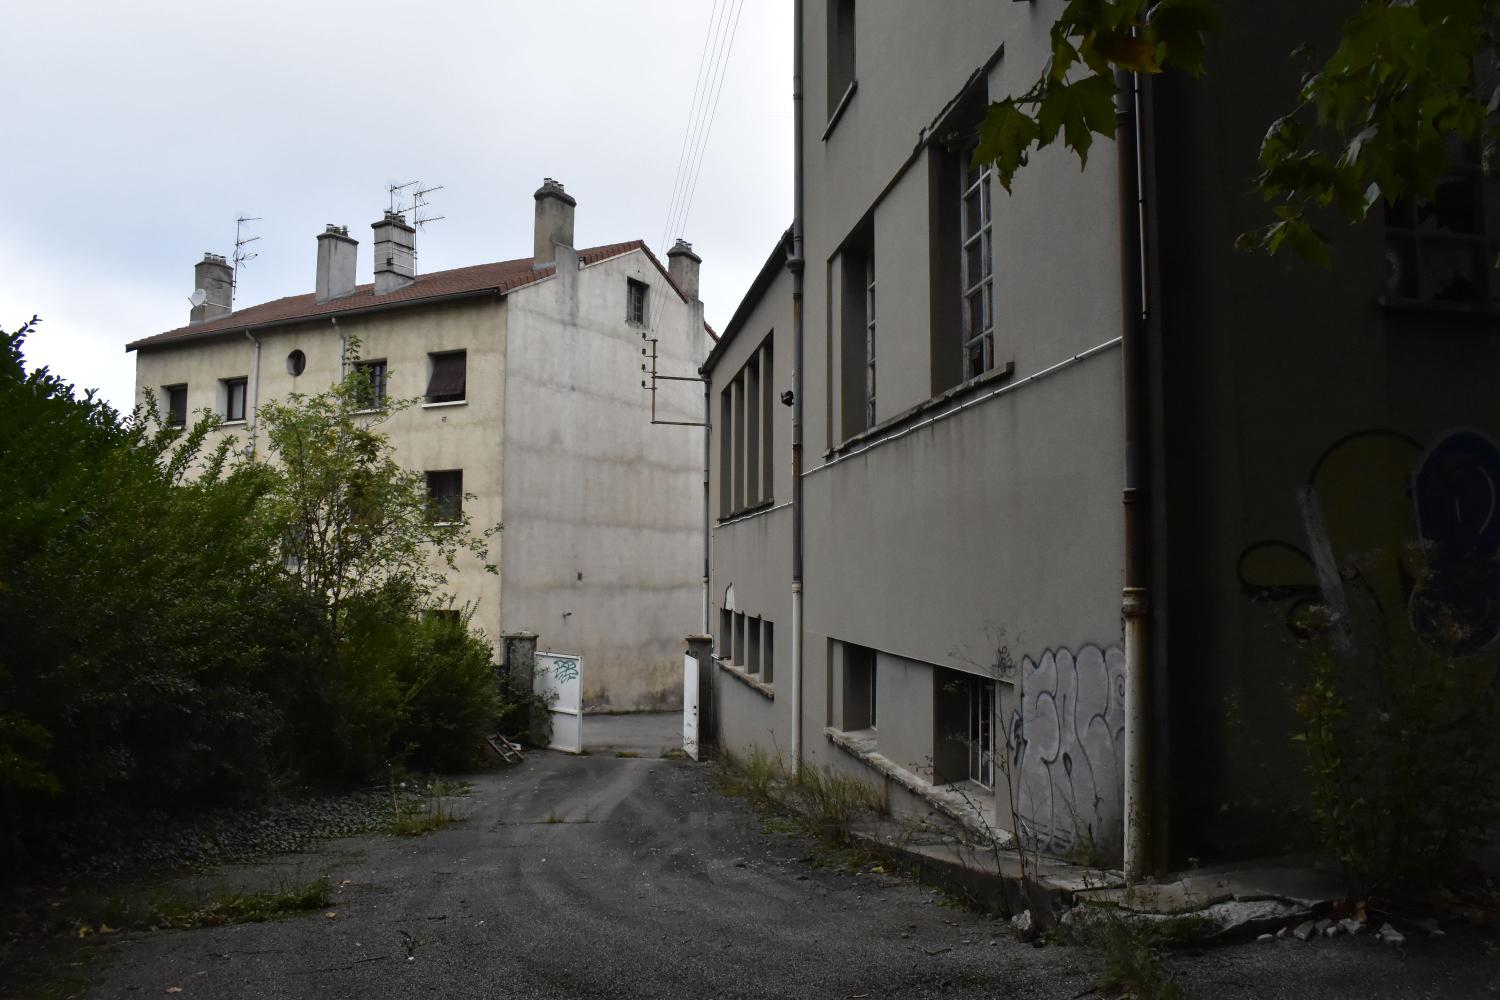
[640,330,705,427]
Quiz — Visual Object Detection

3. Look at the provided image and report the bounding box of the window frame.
[425,469,464,524]
[967,675,996,790]
[1383,134,1499,307]
[164,384,188,429]
[626,278,649,326]
[424,350,467,405]
[354,358,389,411]
[960,152,995,381]
[222,376,248,423]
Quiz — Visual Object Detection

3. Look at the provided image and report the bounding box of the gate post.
[685,634,717,758]
[500,631,543,744]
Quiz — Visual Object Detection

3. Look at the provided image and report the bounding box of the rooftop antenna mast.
[231,215,262,307]
[386,180,446,274]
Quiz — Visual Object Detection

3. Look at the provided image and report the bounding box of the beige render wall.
[129,296,509,645]
[501,251,705,711]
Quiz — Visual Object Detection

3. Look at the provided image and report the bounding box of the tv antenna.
[231,215,262,306]
[386,180,446,274]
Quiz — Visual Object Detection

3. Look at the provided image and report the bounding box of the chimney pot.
[371,211,416,294]
[667,238,702,301]
[316,224,359,303]
[533,178,577,269]
[189,253,233,324]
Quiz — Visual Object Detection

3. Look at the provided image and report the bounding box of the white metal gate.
[682,652,700,761]
[535,652,583,754]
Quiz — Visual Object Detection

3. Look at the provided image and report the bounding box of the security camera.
[780,390,795,407]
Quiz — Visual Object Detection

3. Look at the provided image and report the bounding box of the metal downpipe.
[1116,67,1153,882]
[789,0,806,776]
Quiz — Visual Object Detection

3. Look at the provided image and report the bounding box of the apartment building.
[128,180,710,712]
[705,1,1500,871]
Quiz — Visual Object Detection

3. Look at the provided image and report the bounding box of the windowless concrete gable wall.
[500,250,704,712]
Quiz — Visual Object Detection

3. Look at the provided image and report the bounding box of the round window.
[286,350,306,376]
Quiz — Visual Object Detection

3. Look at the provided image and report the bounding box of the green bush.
[0,321,506,870]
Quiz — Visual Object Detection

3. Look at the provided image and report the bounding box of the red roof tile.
[128,239,700,351]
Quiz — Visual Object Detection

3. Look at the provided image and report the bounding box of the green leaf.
[974,99,1041,191]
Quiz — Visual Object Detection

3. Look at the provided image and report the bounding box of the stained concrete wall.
[501,248,706,711]
[1152,0,1500,860]
[706,1,1129,858]
[131,296,509,643]
[709,261,794,766]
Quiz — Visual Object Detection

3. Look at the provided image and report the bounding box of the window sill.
[715,657,775,700]
[827,360,1014,459]
[431,520,461,528]
[353,407,387,416]
[1377,296,1500,320]
[221,419,247,427]
[717,498,776,524]
[422,399,468,409]
[821,80,858,142]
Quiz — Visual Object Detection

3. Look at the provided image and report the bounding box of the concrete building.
[128,180,711,712]
[704,1,1500,874]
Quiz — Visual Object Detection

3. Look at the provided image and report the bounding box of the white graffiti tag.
[1011,645,1126,856]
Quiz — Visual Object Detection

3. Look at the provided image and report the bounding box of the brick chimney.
[315,225,358,303]
[190,253,233,324]
[667,239,701,301]
[371,211,416,295]
[533,178,576,269]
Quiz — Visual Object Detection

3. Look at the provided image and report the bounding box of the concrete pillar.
[315,225,358,303]
[190,253,233,324]
[500,631,545,744]
[685,633,717,758]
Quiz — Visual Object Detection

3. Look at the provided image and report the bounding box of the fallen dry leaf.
[165,988,183,994]
[324,911,338,919]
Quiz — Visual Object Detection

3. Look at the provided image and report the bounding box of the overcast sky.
[3,0,792,412]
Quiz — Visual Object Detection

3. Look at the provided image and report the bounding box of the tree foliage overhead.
[976,0,1500,262]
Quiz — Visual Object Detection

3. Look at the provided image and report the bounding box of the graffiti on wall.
[1008,644,1126,856]
[1237,428,1500,657]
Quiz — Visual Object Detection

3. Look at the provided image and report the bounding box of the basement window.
[164,384,188,428]
[426,351,467,404]
[426,470,464,523]
[843,643,877,732]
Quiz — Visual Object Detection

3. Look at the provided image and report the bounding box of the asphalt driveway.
[75,751,1499,999]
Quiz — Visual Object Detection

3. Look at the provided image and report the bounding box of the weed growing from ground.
[715,746,885,846]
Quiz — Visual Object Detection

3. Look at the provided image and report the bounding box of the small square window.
[222,377,248,422]
[355,359,388,409]
[426,470,464,523]
[426,351,466,403]
[627,278,649,325]
[164,384,188,428]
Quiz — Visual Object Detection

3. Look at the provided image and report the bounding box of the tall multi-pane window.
[961,155,994,379]
[719,334,776,517]
[1384,134,1500,304]
[865,250,877,428]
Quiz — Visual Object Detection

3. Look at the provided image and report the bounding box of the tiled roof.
[128,239,699,351]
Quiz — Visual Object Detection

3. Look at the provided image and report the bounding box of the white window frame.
[960,153,995,380]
